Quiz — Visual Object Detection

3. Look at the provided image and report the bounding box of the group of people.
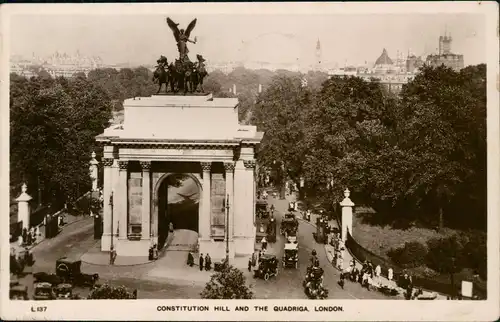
[18,227,40,248]
[186,252,213,271]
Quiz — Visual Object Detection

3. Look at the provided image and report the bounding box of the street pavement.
[249,193,389,299]
[13,192,392,299]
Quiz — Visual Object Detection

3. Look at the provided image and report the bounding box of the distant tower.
[439,27,452,55]
[315,38,322,71]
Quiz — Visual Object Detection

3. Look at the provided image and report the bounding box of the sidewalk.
[10,211,88,254]
[290,193,446,300]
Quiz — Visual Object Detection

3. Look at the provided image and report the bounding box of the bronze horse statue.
[152,56,170,94]
[193,54,208,92]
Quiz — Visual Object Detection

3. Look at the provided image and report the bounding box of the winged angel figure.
[166,17,197,61]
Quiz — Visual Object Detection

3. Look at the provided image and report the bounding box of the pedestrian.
[251,252,256,267]
[110,246,117,265]
[388,267,393,282]
[261,236,267,251]
[248,258,252,272]
[22,228,27,245]
[338,257,344,271]
[187,251,194,267]
[18,235,23,247]
[205,254,211,271]
[199,253,204,271]
[338,273,345,289]
[258,250,262,263]
[169,222,174,233]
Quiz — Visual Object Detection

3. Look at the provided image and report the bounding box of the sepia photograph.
[1,2,498,321]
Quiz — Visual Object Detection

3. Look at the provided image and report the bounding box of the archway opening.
[157,174,200,249]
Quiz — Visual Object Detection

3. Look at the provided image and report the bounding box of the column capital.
[243,160,256,169]
[118,160,129,170]
[200,162,212,172]
[102,158,114,167]
[140,161,151,171]
[223,162,235,172]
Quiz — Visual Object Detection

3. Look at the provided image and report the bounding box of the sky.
[9,11,486,67]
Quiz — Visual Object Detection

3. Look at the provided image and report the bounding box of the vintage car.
[254,254,279,281]
[33,282,55,300]
[56,257,99,287]
[313,216,329,244]
[280,213,298,236]
[303,266,328,299]
[10,280,28,300]
[55,283,74,300]
[282,242,299,269]
[34,272,64,285]
[255,200,270,241]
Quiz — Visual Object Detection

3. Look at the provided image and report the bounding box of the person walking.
[375,264,382,283]
[388,267,394,283]
[187,251,194,267]
[205,254,211,271]
[261,236,268,251]
[199,253,204,271]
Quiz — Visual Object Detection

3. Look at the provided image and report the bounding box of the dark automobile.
[280,213,298,237]
[56,257,99,287]
[33,282,55,300]
[256,200,270,241]
[10,280,28,300]
[282,243,298,269]
[254,254,279,281]
[34,272,64,285]
[54,283,81,300]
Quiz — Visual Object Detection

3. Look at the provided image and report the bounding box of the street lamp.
[224,194,230,263]
[109,192,115,265]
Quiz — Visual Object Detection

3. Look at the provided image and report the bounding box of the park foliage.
[87,284,137,299]
[201,265,254,299]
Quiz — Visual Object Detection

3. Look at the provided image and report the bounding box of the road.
[16,193,388,299]
[249,194,388,299]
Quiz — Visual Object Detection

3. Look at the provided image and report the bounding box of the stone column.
[101,158,114,251]
[200,162,212,240]
[340,188,355,242]
[16,183,32,230]
[140,161,151,240]
[118,160,129,239]
[233,160,245,240]
[243,160,256,240]
[89,151,99,192]
[111,159,120,242]
[224,162,235,241]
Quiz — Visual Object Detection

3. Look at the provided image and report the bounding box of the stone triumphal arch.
[96,94,263,258]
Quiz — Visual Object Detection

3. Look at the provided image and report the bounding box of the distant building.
[406,54,425,73]
[314,39,322,71]
[10,51,105,78]
[425,33,464,71]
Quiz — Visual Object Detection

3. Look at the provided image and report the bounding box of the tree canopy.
[10,74,112,207]
[200,265,254,299]
[252,64,486,231]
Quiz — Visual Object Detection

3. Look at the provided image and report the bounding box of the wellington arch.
[96,93,263,259]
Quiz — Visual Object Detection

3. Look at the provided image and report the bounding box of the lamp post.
[225,193,230,263]
[109,192,115,265]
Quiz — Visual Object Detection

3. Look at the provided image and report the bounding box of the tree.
[200,265,254,299]
[425,235,467,296]
[252,75,312,199]
[397,65,486,230]
[301,75,395,207]
[87,284,137,299]
[10,75,112,207]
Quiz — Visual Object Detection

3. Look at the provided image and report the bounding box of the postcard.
[1,2,498,321]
